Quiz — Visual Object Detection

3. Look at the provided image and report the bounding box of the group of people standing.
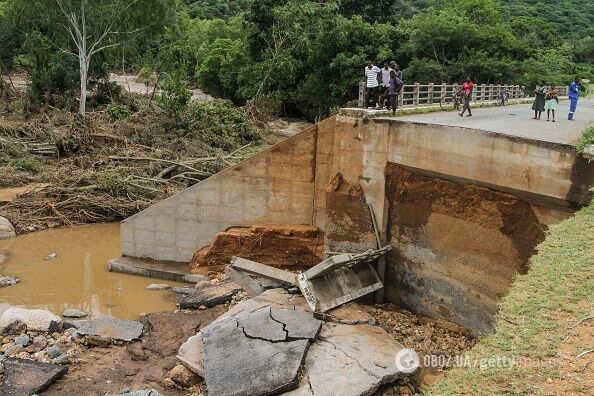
[364,60,404,114]
[531,77,582,122]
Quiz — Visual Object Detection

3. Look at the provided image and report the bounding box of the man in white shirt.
[364,60,381,108]
[379,62,392,109]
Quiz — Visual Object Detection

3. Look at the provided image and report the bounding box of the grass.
[576,124,594,155]
[430,202,594,395]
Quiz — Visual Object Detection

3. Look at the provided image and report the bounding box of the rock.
[0,358,67,395]
[145,283,171,291]
[63,319,87,330]
[0,276,20,288]
[25,226,35,232]
[0,308,61,332]
[120,389,164,396]
[85,336,111,348]
[162,378,176,388]
[168,364,202,388]
[126,343,148,361]
[0,217,16,240]
[13,335,30,348]
[62,309,89,318]
[76,316,143,341]
[25,336,48,353]
[201,313,311,396]
[1,320,27,336]
[44,252,58,260]
[178,280,241,309]
[53,354,69,365]
[45,345,61,359]
[198,305,207,310]
[177,333,205,376]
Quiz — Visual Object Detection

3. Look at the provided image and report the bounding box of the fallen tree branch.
[108,156,211,176]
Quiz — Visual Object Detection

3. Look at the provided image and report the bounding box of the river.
[0,223,185,319]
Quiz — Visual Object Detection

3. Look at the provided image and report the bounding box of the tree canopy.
[0,0,592,119]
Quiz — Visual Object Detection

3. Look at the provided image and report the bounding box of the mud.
[384,164,546,334]
[190,224,325,272]
[44,308,227,395]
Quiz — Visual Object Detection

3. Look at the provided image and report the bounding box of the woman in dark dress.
[532,81,546,120]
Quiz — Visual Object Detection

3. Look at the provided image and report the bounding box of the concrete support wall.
[121,117,336,263]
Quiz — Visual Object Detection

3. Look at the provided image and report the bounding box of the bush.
[157,80,191,123]
[186,100,262,150]
[576,124,594,155]
[92,80,123,106]
[107,103,133,121]
[12,157,41,172]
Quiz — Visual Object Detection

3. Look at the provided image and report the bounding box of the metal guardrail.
[358,82,570,108]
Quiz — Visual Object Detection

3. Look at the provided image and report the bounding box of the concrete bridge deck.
[370,99,594,146]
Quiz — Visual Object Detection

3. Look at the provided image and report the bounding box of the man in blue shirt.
[568,77,581,121]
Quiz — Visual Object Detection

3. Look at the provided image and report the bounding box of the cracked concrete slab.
[218,288,311,322]
[287,323,404,396]
[0,358,68,395]
[324,302,377,325]
[238,306,287,342]
[271,309,322,340]
[202,315,309,396]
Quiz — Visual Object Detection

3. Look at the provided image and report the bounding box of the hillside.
[500,0,594,40]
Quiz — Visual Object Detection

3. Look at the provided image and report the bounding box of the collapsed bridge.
[115,102,594,335]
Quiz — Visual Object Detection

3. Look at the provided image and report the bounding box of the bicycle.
[440,89,464,111]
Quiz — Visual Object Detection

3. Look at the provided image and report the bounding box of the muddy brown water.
[0,223,185,319]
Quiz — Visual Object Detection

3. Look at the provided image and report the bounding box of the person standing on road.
[568,77,581,121]
[364,60,381,108]
[381,69,403,114]
[458,77,474,117]
[532,81,546,120]
[378,62,392,109]
[545,85,559,122]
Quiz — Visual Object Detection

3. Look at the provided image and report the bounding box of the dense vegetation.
[0,0,592,119]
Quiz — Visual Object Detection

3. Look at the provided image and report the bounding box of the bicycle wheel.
[453,96,462,111]
[440,96,454,111]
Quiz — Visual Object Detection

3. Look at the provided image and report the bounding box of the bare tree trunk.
[79,55,88,117]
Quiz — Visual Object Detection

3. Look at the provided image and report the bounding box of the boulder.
[0,217,16,240]
[0,308,61,332]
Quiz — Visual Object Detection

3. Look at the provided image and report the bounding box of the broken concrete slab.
[76,316,143,341]
[270,309,322,340]
[288,323,405,396]
[225,266,282,297]
[218,288,311,322]
[202,315,310,396]
[238,306,287,342]
[0,358,68,395]
[178,280,241,309]
[108,256,208,284]
[230,256,297,285]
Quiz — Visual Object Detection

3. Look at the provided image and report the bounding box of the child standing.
[545,86,559,122]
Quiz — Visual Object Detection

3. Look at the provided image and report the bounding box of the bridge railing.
[358,82,570,108]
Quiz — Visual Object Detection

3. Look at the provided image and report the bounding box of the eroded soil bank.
[384,164,547,335]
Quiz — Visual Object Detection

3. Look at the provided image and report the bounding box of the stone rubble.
[0,307,62,332]
[0,276,20,287]
[0,358,68,395]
